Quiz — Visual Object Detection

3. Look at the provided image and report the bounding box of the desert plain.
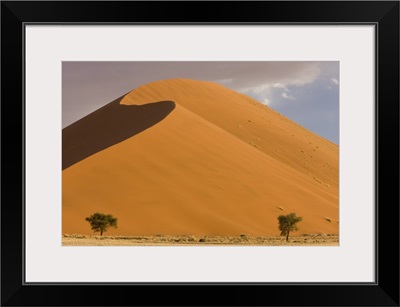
[62,234,339,246]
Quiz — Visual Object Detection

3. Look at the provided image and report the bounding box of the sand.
[62,79,339,237]
[62,234,339,246]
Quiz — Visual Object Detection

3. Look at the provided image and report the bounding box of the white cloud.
[282,92,295,100]
[263,98,271,105]
[331,78,339,85]
[245,84,270,94]
[232,62,322,107]
[272,83,286,89]
[235,62,321,94]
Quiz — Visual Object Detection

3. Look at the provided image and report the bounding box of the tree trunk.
[100,229,103,236]
[286,230,289,242]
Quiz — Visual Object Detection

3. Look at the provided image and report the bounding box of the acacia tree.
[85,212,118,236]
[277,213,302,242]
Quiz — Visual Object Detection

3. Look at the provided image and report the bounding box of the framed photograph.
[1,1,399,306]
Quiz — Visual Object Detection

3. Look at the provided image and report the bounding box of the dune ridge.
[62,78,338,236]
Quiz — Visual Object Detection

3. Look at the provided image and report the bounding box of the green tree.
[85,212,118,236]
[277,213,302,242]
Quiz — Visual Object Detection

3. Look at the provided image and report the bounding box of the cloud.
[225,63,325,107]
[229,62,321,94]
[331,78,339,85]
[242,84,270,94]
[282,92,295,100]
[272,83,287,89]
[263,98,271,105]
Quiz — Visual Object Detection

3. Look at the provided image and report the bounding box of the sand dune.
[62,79,338,236]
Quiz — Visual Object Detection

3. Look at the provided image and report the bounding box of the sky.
[63,61,339,144]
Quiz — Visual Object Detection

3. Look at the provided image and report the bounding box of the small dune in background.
[62,78,338,238]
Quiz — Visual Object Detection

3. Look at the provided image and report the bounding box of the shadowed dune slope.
[62,97,175,169]
[62,79,338,236]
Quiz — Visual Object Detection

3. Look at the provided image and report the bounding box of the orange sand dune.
[62,79,338,236]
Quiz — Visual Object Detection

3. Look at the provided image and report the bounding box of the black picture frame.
[1,1,399,306]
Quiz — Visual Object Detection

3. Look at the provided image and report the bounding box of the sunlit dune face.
[62,79,338,237]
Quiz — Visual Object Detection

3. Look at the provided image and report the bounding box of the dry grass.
[62,234,339,246]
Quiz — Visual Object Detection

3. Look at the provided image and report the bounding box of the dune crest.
[63,78,338,236]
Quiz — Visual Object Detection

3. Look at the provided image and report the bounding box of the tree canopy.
[85,212,118,236]
[277,213,302,241]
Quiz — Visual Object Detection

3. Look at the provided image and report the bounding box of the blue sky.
[63,62,339,144]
